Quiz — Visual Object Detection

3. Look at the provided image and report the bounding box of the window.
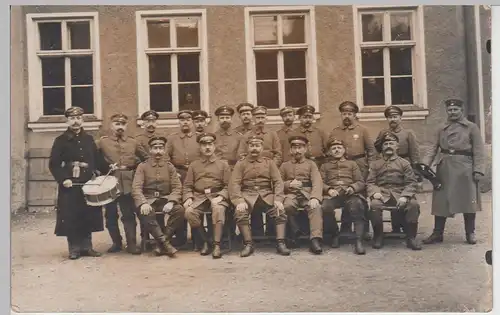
[354,6,428,120]
[26,12,102,131]
[136,9,209,124]
[245,6,319,118]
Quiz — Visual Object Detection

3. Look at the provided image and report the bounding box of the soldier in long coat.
[49,107,110,260]
[230,136,290,257]
[367,132,422,251]
[422,99,486,245]
[213,105,243,169]
[183,133,231,259]
[280,135,323,254]
[277,107,296,164]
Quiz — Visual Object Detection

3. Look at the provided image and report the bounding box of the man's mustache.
[116,128,124,132]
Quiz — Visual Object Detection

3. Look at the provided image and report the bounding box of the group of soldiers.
[48,98,486,260]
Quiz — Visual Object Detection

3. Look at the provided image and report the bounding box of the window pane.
[41,57,65,87]
[361,14,383,42]
[176,17,199,48]
[150,84,172,112]
[147,20,171,48]
[253,16,278,45]
[38,22,62,50]
[68,21,91,49]
[283,15,305,44]
[391,77,413,105]
[363,78,385,106]
[179,84,201,111]
[71,56,93,85]
[43,87,65,115]
[255,51,278,80]
[362,48,384,77]
[257,81,279,109]
[285,80,307,107]
[149,55,171,83]
[390,47,412,76]
[391,12,412,41]
[71,86,94,114]
[178,54,200,82]
[284,50,306,79]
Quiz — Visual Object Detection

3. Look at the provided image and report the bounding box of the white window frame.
[26,12,102,132]
[244,6,320,125]
[353,5,428,121]
[136,9,210,128]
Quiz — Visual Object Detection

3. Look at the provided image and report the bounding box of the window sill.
[358,108,429,122]
[265,112,321,125]
[28,117,102,132]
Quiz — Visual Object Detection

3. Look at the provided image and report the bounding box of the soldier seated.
[367,132,422,251]
[230,136,290,257]
[183,133,231,259]
[280,136,324,254]
[320,139,367,255]
[131,136,186,257]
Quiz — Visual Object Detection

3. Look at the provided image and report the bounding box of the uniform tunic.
[292,126,329,162]
[276,125,295,163]
[166,131,200,170]
[234,124,254,136]
[422,118,486,216]
[376,127,420,164]
[237,127,283,166]
[214,128,242,167]
[49,128,109,237]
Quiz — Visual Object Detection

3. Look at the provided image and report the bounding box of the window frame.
[353,5,428,121]
[136,9,210,128]
[26,12,102,132]
[244,6,320,124]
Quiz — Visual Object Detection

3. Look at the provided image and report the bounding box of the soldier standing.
[280,136,323,254]
[277,107,296,164]
[49,107,110,260]
[192,110,209,136]
[131,136,185,257]
[98,113,148,254]
[229,136,290,257]
[367,132,422,250]
[183,133,231,259]
[293,105,329,168]
[234,102,255,135]
[320,138,367,255]
[328,101,377,234]
[375,105,421,233]
[213,105,242,169]
[135,110,165,159]
[422,99,486,245]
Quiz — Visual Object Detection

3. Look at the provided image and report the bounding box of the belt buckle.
[154,191,160,197]
[204,188,211,194]
[254,186,259,191]
[449,149,455,154]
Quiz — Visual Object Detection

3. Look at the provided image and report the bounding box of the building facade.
[10,5,491,213]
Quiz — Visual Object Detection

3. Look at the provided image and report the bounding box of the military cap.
[384,105,403,118]
[252,106,267,116]
[374,131,399,153]
[110,113,128,123]
[279,107,295,117]
[296,105,315,117]
[192,110,209,121]
[327,138,346,149]
[148,136,167,147]
[338,101,359,113]
[246,135,264,144]
[444,99,464,108]
[64,106,84,117]
[236,102,255,113]
[177,110,193,119]
[214,105,235,117]
[196,132,217,144]
[140,110,159,121]
[288,135,309,146]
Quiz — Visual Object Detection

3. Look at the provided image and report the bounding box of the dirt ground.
[11,192,492,313]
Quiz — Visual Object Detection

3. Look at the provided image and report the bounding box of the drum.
[82,175,121,206]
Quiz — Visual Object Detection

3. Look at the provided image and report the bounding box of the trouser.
[284,195,323,239]
[67,232,93,255]
[369,198,420,226]
[111,194,139,247]
[174,167,189,244]
[234,197,287,226]
[322,195,366,236]
[138,199,185,241]
[105,200,122,245]
[185,200,227,228]
[431,213,476,235]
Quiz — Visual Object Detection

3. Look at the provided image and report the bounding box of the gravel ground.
[11,192,492,313]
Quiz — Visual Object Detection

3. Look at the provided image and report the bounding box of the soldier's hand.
[274,201,284,212]
[345,187,355,196]
[473,172,483,182]
[62,179,73,188]
[373,193,383,200]
[183,198,194,208]
[163,202,174,214]
[289,179,302,190]
[308,198,320,209]
[109,163,119,171]
[140,204,153,215]
[211,196,223,206]
[396,197,408,208]
[236,203,248,212]
[328,189,339,197]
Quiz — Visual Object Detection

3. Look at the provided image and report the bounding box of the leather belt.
[195,187,223,194]
[349,154,366,160]
[441,149,473,157]
[301,181,312,188]
[118,165,136,171]
[175,165,189,170]
[243,184,272,191]
[145,190,163,198]
[71,161,89,168]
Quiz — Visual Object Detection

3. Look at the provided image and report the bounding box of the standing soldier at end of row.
[293,105,329,168]
[422,99,486,245]
[277,107,296,164]
[213,105,242,169]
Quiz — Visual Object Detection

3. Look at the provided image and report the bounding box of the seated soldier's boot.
[354,221,366,255]
[276,224,291,256]
[405,223,422,250]
[153,243,163,256]
[372,224,384,249]
[107,229,123,253]
[363,221,372,241]
[162,227,178,257]
[124,223,141,255]
[212,223,223,259]
[81,249,102,257]
[464,213,477,245]
[196,227,211,256]
[309,238,322,255]
[331,220,340,248]
[423,216,446,244]
[238,224,254,258]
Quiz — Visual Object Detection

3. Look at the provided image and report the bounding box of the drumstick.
[73,169,114,186]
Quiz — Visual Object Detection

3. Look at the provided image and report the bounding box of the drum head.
[82,176,119,195]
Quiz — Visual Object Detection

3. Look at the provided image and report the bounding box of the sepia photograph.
[10,4,493,313]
